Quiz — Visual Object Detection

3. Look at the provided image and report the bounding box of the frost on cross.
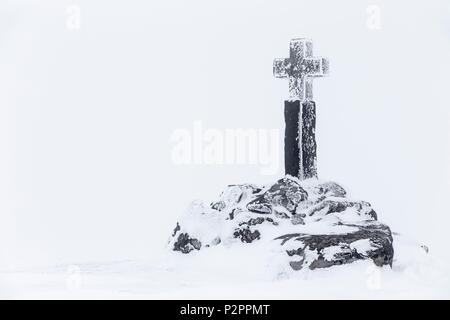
[273,38,329,101]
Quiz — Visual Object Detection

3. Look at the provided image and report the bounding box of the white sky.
[0,0,449,269]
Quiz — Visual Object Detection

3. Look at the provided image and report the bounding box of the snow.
[322,245,347,261]
[175,200,226,247]
[350,239,377,256]
[1,234,448,299]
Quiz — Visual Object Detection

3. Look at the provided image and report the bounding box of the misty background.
[0,0,449,270]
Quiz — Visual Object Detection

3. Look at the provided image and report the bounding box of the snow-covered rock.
[168,176,394,271]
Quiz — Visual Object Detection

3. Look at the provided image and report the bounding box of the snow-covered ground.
[1,234,448,299]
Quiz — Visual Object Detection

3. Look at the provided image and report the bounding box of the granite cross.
[273,38,329,180]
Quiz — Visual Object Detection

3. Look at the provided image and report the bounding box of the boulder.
[316,181,347,198]
[276,222,394,270]
[265,178,308,213]
[233,227,261,243]
[173,233,202,254]
[246,178,308,216]
[246,195,272,214]
[168,176,394,271]
[304,198,378,221]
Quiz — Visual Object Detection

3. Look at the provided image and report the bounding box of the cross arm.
[304,57,329,77]
[273,58,290,78]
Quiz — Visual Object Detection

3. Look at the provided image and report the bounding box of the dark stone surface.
[233,227,261,243]
[291,215,305,225]
[173,233,202,254]
[229,208,243,220]
[239,217,278,227]
[239,217,265,226]
[211,201,226,211]
[276,223,393,270]
[172,222,181,237]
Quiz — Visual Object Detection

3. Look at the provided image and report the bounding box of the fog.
[0,0,449,270]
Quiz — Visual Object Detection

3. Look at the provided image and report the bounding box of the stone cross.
[273,38,329,180]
